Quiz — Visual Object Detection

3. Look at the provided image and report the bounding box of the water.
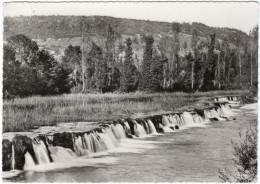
[3,105,257,182]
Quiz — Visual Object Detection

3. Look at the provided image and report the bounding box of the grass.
[2,90,248,133]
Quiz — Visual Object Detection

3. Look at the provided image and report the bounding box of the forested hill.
[4,15,248,42]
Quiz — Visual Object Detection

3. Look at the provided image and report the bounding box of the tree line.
[3,23,258,98]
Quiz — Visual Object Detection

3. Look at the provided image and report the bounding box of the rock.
[175,125,179,129]
[125,119,136,135]
[2,139,12,171]
[52,132,74,152]
[158,127,164,133]
[38,135,53,162]
[12,135,37,170]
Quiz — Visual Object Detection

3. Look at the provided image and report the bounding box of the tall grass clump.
[219,125,257,182]
[3,90,248,132]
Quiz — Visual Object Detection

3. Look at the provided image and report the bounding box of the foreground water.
[3,104,257,182]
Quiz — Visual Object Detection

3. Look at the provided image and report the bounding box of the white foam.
[240,103,258,115]
[2,170,23,179]
[23,156,119,172]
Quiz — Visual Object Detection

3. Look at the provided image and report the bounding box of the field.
[3,90,248,132]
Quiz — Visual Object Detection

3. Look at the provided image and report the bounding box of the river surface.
[3,105,257,182]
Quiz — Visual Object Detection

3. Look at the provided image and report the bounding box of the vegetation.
[219,125,257,182]
[4,16,248,42]
[3,16,258,97]
[3,35,70,98]
[2,15,257,133]
[120,38,138,92]
[3,90,247,132]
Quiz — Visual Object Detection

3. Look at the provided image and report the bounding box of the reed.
[3,90,248,132]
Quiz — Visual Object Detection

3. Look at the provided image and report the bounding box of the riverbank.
[3,90,249,132]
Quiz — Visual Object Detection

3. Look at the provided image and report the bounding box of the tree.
[191,29,199,90]
[79,16,91,93]
[7,34,39,66]
[37,50,70,95]
[3,45,21,97]
[61,45,82,90]
[183,41,187,52]
[92,44,108,92]
[172,22,181,82]
[86,42,100,90]
[140,35,154,91]
[249,25,258,87]
[201,33,216,90]
[105,25,117,88]
[120,38,137,92]
[4,35,71,97]
[149,54,164,91]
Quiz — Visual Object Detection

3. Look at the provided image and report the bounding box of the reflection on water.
[4,108,257,182]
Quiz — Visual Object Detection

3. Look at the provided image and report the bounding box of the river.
[2,102,257,182]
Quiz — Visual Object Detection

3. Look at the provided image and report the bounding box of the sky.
[3,1,259,34]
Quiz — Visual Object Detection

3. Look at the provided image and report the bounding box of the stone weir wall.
[2,96,240,171]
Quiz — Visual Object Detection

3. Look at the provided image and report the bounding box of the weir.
[2,96,240,172]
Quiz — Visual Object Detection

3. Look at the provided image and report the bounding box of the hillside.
[4,15,246,65]
[4,15,248,42]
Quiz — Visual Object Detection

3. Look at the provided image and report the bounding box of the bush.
[219,125,257,182]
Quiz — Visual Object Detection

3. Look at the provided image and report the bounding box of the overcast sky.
[3,2,259,33]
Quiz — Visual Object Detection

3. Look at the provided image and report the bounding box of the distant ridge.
[4,15,248,42]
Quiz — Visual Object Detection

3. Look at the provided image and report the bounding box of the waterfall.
[2,95,240,173]
[181,112,194,125]
[173,114,181,126]
[74,135,90,156]
[89,132,104,153]
[83,133,94,154]
[113,124,126,140]
[49,146,77,162]
[111,124,122,139]
[11,144,15,170]
[123,121,130,130]
[162,115,171,126]
[102,127,118,146]
[220,104,236,116]
[98,133,117,150]
[167,115,177,125]
[32,140,51,164]
[147,119,157,134]
[136,123,147,136]
[23,152,36,170]
[192,114,204,124]
[133,120,147,136]
[204,109,226,121]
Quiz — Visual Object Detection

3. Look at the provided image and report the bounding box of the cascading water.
[23,152,36,170]
[98,133,117,150]
[162,115,171,126]
[134,121,147,136]
[49,146,77,163]
[11,144,15,170]
[147,119,157,134]
[32,140,51,164]
[204,109,226,121]
[181,112,195,125]
[74,135,90,156]
[220,104,236,116]
[3,95,239,176]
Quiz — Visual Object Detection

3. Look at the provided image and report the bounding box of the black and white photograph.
[1,1,259,182]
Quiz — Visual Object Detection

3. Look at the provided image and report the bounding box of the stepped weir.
[2,96,240,172]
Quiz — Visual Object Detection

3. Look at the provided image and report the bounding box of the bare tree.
[79,16,90,93]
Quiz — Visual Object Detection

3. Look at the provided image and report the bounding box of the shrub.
[219,125,257,182]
